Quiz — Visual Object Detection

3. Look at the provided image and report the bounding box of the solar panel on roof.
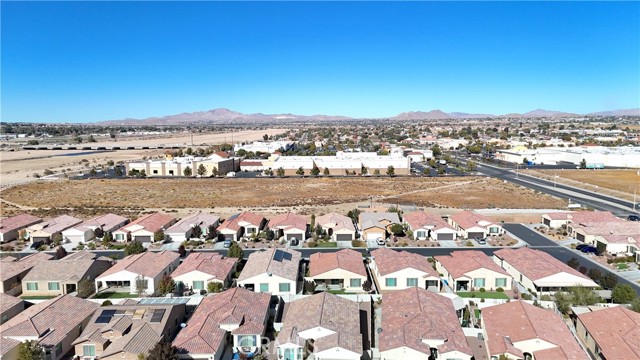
[227,213,240,221]
[95,316,112,324]
[273,249,292,262]
[150,309,166,323]
[138,297,189,305]
[100,310,117,317]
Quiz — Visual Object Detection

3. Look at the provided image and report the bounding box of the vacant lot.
[524,169,640,201]
[0,176,565,218]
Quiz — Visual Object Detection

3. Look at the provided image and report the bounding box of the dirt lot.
[0,176,566,219]
[0,128,283,186]
[523,169,640,201]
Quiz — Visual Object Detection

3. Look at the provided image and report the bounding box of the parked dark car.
[628,214,640,221]
[581,246,598,254]
[289,238,299,246]
[575,244,588,251]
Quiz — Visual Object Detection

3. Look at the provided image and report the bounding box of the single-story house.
[402,211,457,241]
[26,215,83,244]
[172,288,270,360]
[112,212,176,243]
[165,212,220,242]
[61,213,129,244]
[237,248,301,295]
[217,212,266,241]
[359,212,401,241]
[73,302,186,360]
[315,212,357,242]
[276,292,364,360]
[0,252,54,296]
[22,251,113,297]
[569,221,639,255]
[483,301,587,360]
[0,295,99,360]
[494,247,598,294]
[171,252,237,292]
[95,251,180,295]
[0,214,42,243]
[0,293,24,324]
[370,248,440,291]
[435,251,512,292]
[267,213,308,242]
[308,249,368,293]
[575,306,640,360]
[541,210,620,229]
[448,210,504,239]
[380,287,473,360]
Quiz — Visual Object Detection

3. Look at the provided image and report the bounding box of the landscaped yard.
[21,295,57,300]
[456,291,509,299]
[94,292,139,299]
[314,241,338,248]
[617,263,629,270]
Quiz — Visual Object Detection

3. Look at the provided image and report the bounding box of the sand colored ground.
[523,169,640,202]
[0,128,283,186]
[0,176,566,220]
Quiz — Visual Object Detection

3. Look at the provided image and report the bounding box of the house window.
[490,227,499,234]
[193,281,204,290]
[153,170,158,174]
[416,231,426,239]
[406,278,418,287]
[1,314,8,323]
[115,233,124,241]
[26,282,38,291]
[237,335,257,347]
[350,279,361,287]
[259,283,269,292]
[83,345,96,357]
[247,227,256,234]
[474,278,485,288]
[279,283,290,292]
[48,282,60,291]
[385,278,397,287]
[495,278,507,287]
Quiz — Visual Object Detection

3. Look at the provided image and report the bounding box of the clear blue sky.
[2,1,639,123]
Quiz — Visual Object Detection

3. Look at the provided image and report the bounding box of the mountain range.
[97,107,640,125]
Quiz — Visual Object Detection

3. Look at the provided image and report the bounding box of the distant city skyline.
[2,1,639,123]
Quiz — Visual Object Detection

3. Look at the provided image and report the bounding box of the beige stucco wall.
[309,268,367,292]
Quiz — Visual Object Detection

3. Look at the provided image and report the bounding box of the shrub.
[521,293,533,300]
[351,240,366,248]
[101,300,113,306]
[540,294,552,301]
[307,241,317,248]
[496,287,504,292]
[480,298,485,303]
[465,241,474,247]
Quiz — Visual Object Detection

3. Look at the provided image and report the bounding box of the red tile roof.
[309,249,367,277]
[436,251,510,279]
[494,247,593,282]
[0,293,23,314]
[380,287,472,356]
[402,211,454,231]
[0,214,42,234]
[577,306,640,360]
[173,288,269,355]
[97,251,179,279]
[267,213,307,232]
[217,212,265,232]
[568,211,621,224]
[483,301,586,360]
[115,212,175,234]
[450,210,495,230]
[171,252,236,280]
[27,214,83,235]
[0,252,54,282]
[371,248,437,277]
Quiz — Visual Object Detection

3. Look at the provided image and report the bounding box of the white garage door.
[437,233,455,241]
[65,234,85,244]
[365,232,381,241]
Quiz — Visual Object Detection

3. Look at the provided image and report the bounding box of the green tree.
[139,169,147,178]
[183,166,192,177]
[263,134,269,141]
[296,166,305,176]
[361,166,368,175]
[373,169,380,176]
[310,164,320,176]
[207,281,223,293]
[276,167,285,177]
[17,340,43,360]
[612,284,636,304]
[88,135,97,143]
[555,287,602,314]
[147,342,178,360]
[390,223,404,236]
[77,279,95,298]
[154,230,165,243]
[431,144,442,157]
[631,297,640,313]
[124,241,145,256]
[89,167,97,177]
[579,158,587,169]
[386,165,395,177]
[467,160,477,172]
[135,274,149,296]
[566,257,580,270]
[197,164,208,177]
[107,160,115,166]
[587,268,602,283]
[115,167,124,176]
[323,167,330,176]
[600,272,618,289]
[158,275,176,296]
[102,232,113,247]
[211,167,219,177]
[522,157,529,165]
[227,242,244,259]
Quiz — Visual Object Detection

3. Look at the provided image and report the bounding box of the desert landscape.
[523,169,640,201]
[0,176,567,220]
[0,128,283,186]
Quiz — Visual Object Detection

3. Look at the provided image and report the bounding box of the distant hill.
[95,107,640,125]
